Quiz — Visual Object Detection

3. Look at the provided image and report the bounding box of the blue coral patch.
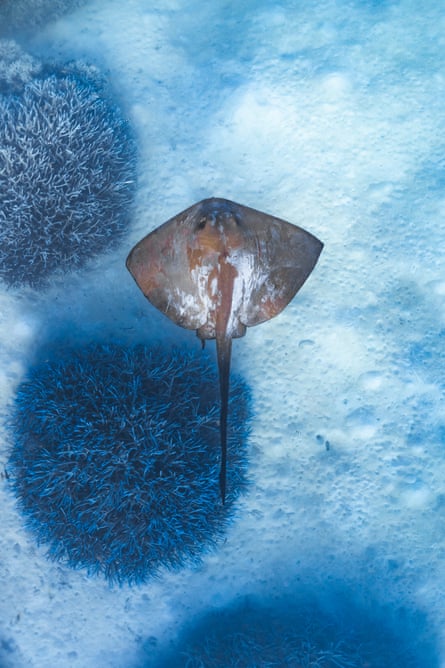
[9,344,250,584]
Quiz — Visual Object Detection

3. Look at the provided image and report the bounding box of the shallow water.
[0,1,444,666]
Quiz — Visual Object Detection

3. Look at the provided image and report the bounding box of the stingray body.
[126,198,323,502]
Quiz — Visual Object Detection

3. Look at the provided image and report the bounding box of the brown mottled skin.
[126,198,323,503]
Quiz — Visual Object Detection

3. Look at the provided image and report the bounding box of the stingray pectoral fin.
[242,215,323,327]
[126,220,206,330]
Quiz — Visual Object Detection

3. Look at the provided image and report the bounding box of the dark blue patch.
[154,589,438,667]
[0,1,87,36]
[9,344,250,584]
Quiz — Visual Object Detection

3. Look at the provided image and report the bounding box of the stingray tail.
[216,335,232,504]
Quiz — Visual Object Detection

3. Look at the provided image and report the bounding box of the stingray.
[126,197,323,503]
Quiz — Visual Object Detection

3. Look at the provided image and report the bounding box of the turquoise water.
[0,1,444,666]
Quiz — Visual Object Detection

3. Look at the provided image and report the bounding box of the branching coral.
[9,344,250,584]
[0,71,136,287]
[0,39,42,94]
[158,596,434,668]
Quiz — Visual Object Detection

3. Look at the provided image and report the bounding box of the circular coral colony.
[9,344,250,584]
[158,596,432,668]
[0,44,136,287]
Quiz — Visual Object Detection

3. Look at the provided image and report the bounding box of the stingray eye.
[196,218,207,231]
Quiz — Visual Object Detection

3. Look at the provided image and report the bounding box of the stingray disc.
[126,197,323,340]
